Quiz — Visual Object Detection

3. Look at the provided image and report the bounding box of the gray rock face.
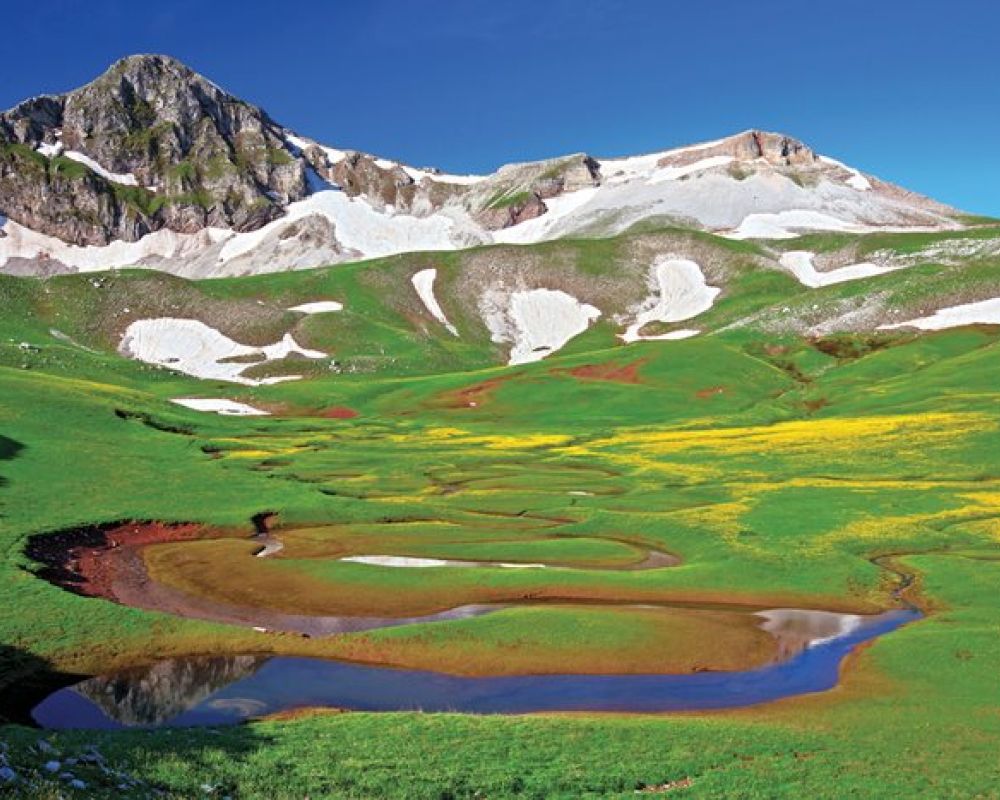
[0,54,308,245]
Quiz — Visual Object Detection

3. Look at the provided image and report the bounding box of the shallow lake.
[32,608,919,729]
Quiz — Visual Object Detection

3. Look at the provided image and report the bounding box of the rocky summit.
[0,55,966,278]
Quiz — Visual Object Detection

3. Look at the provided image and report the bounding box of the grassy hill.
[1,227,999,797]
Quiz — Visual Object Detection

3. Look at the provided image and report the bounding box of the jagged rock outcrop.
[657,130,816,168]
[0,54,307,245]
[475,192,549,229]
[332,152,416,209]
[471,154,602,230]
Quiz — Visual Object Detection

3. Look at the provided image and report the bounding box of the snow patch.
[217,188,457,264]
[482,288,601,365]
[285,133,346,164]
[63,151,140,186]
[411,268,458,335]
[622,258,719,343]
[341,555,547,569]
[120,318,326,385]
[779,251,898,287]
[0,217,229,272]
[647,155,734,185]
[880,297,1000,330]
[36,141,64,158]
[727,210,865,239]
[493,187,600,244]
[819,155,872,191]
[170,398,270,416]
[287,300,343,314]
[600,135,730,184]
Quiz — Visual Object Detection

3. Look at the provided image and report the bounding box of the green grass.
[1,229,1000,797]
[485,188,533,210]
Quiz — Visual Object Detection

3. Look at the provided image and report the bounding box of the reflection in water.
[756,609,864,660]
[73,655,266,726]
[33,608,919,730]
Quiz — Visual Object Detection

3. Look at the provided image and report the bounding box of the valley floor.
[1,241,999,797]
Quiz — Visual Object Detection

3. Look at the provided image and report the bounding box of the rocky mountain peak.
[0,54,307,246]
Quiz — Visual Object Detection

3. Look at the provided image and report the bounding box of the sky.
[3,0,998,214]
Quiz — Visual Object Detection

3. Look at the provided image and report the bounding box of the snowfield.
[483,288,601,365]
[170,398,270,416]
[727,210,867,240]
[647,155,735,185]
[622,258,720,343]
[217,184,459,264]
[492,188,600,245]
[341,556,547,569]
[120,318,326,385]
[0,183,463,276]
[818,156,872,191]
[779,251,898,287]
[880,298,1000,331]
[287,301,344,314]
[0,218,231,273]
[411,268,458,335]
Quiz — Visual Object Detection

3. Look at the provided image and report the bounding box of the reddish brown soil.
[318,406,359,419]
[695,385,727,399]
[28,522,207,602]
[436,375,516,409]
[556,358,646,384]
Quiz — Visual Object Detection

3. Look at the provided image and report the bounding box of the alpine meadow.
[1,22,999,800]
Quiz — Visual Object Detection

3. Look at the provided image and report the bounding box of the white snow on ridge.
[819,155,872,191]
[286,131,485,185]
[217,188,457,264]
[779,251,898,288]
[880,297,1000,331]
[120,318,326,385]
[170,398,270,416]
[287,300,343,314]
[647,155,734,185]
[0,218,229,272]
[0,185,460,273]
[493,187,600,245]
[62,151,141,186]
[285,133,346,164]
[600,135,730,184]
[622,258,720,343]
[727,210,866,240]
[482,288,601,365]
[36,141,64,158]
[411,268,458,336]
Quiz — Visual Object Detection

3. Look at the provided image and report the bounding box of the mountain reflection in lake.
[32,608,919,729]
[72,655,267,726]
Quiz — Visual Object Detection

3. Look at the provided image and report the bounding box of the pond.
[32,608,919,729]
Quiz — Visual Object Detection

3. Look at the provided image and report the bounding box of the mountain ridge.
[0,54,965,278]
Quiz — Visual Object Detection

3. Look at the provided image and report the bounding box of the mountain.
[0,55,966,279]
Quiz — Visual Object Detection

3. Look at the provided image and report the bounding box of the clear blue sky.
[3,0,998,214]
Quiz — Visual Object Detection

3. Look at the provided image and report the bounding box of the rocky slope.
[0,55,308,246]
[0,55,967,278]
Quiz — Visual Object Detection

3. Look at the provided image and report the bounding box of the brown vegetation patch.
[319,406,359,419]
[557,358,647,384]
[436,375,516,409]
